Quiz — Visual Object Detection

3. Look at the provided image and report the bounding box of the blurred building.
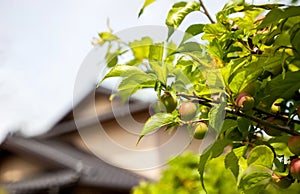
[0,87,201,194]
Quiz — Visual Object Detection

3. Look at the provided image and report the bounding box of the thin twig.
[253,107,300,125]
[199,0,215,24]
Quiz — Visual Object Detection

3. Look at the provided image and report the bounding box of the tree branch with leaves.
[97,0,300,193]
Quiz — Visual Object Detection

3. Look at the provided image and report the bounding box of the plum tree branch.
[199,0,215,24]
[177,92,300,136]
[229,109,300,136]
[253,107,300,125]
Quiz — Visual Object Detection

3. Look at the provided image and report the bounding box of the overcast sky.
[0,0,289,142]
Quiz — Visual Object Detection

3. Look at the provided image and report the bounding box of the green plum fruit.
[288,136,300,156]
[193,122,208,140]
[236,92,255,111]
[179,101,198,121]
[160,92,177,113]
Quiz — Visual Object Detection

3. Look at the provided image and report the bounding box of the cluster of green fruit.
[236,94,286,135]
[159,92,208,140]
[272,136,300,189]
[235,85,300,137]
[233,85,300,189]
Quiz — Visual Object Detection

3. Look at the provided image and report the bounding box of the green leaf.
[258,6,300,29]
[149,61,166,84]
[181,24,205,44]
[149,43,164,62]
[238,165,272,192]
[198,139,231,192]
[138,0,156,17]
[225,146,247,180]
[110,88,138,104]
[118,74,156,91]
[262,71,300,106]
[100,65,147,83]
[137,113,174,144]
[206,69,226,91]
[268,136,293,157]
[225,151,239,179]
[177,42,203,53]
[220,119,238,134]
[228,60,263,95]
[257,8,283,29]
[202,23,226,41]
[105,49,119,68]
[290,23,300,55]
[237,117,250,137]
[148,43,167,83]
[105,67,156,102]
[98,32,119,41]
[221,58,248,89]
[208,101,227,133]
[166,1,200,38]
[107,54,118,68]
[198,150,211,193]
[208,38,224,60]
[247,145,274,168]
[129,37,153,60]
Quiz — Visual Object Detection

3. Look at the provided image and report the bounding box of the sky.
[0,0,289,142]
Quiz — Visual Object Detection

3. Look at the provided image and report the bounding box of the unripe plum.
[236,92,255,111]
[193,122,208,140]
[288,136,300,156]
[290,158,300,180]
[271,98,284,113]
[160,92,177,113]
[179,101,197,121]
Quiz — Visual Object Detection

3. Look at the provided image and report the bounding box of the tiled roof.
[1,136,149,193]
[0,87,152,193]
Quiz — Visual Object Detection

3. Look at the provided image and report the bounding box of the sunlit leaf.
[247,145,274,168]
[238,165,272,192]
[166,1,200,38]
[225,151,239,179]
[118,74,156,91]
[100,65,147,83]
[228,60,263,95]
[138,113,175,144]
[138,0,156,17]
[149,43,164,62]
[98,32,119,41]
[208,102,227,133]
[129,37,153,60]
[181,24,205,44]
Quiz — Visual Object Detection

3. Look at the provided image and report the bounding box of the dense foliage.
[97,0,300,193]
[132,152,239,194]
[132,152,300,193]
